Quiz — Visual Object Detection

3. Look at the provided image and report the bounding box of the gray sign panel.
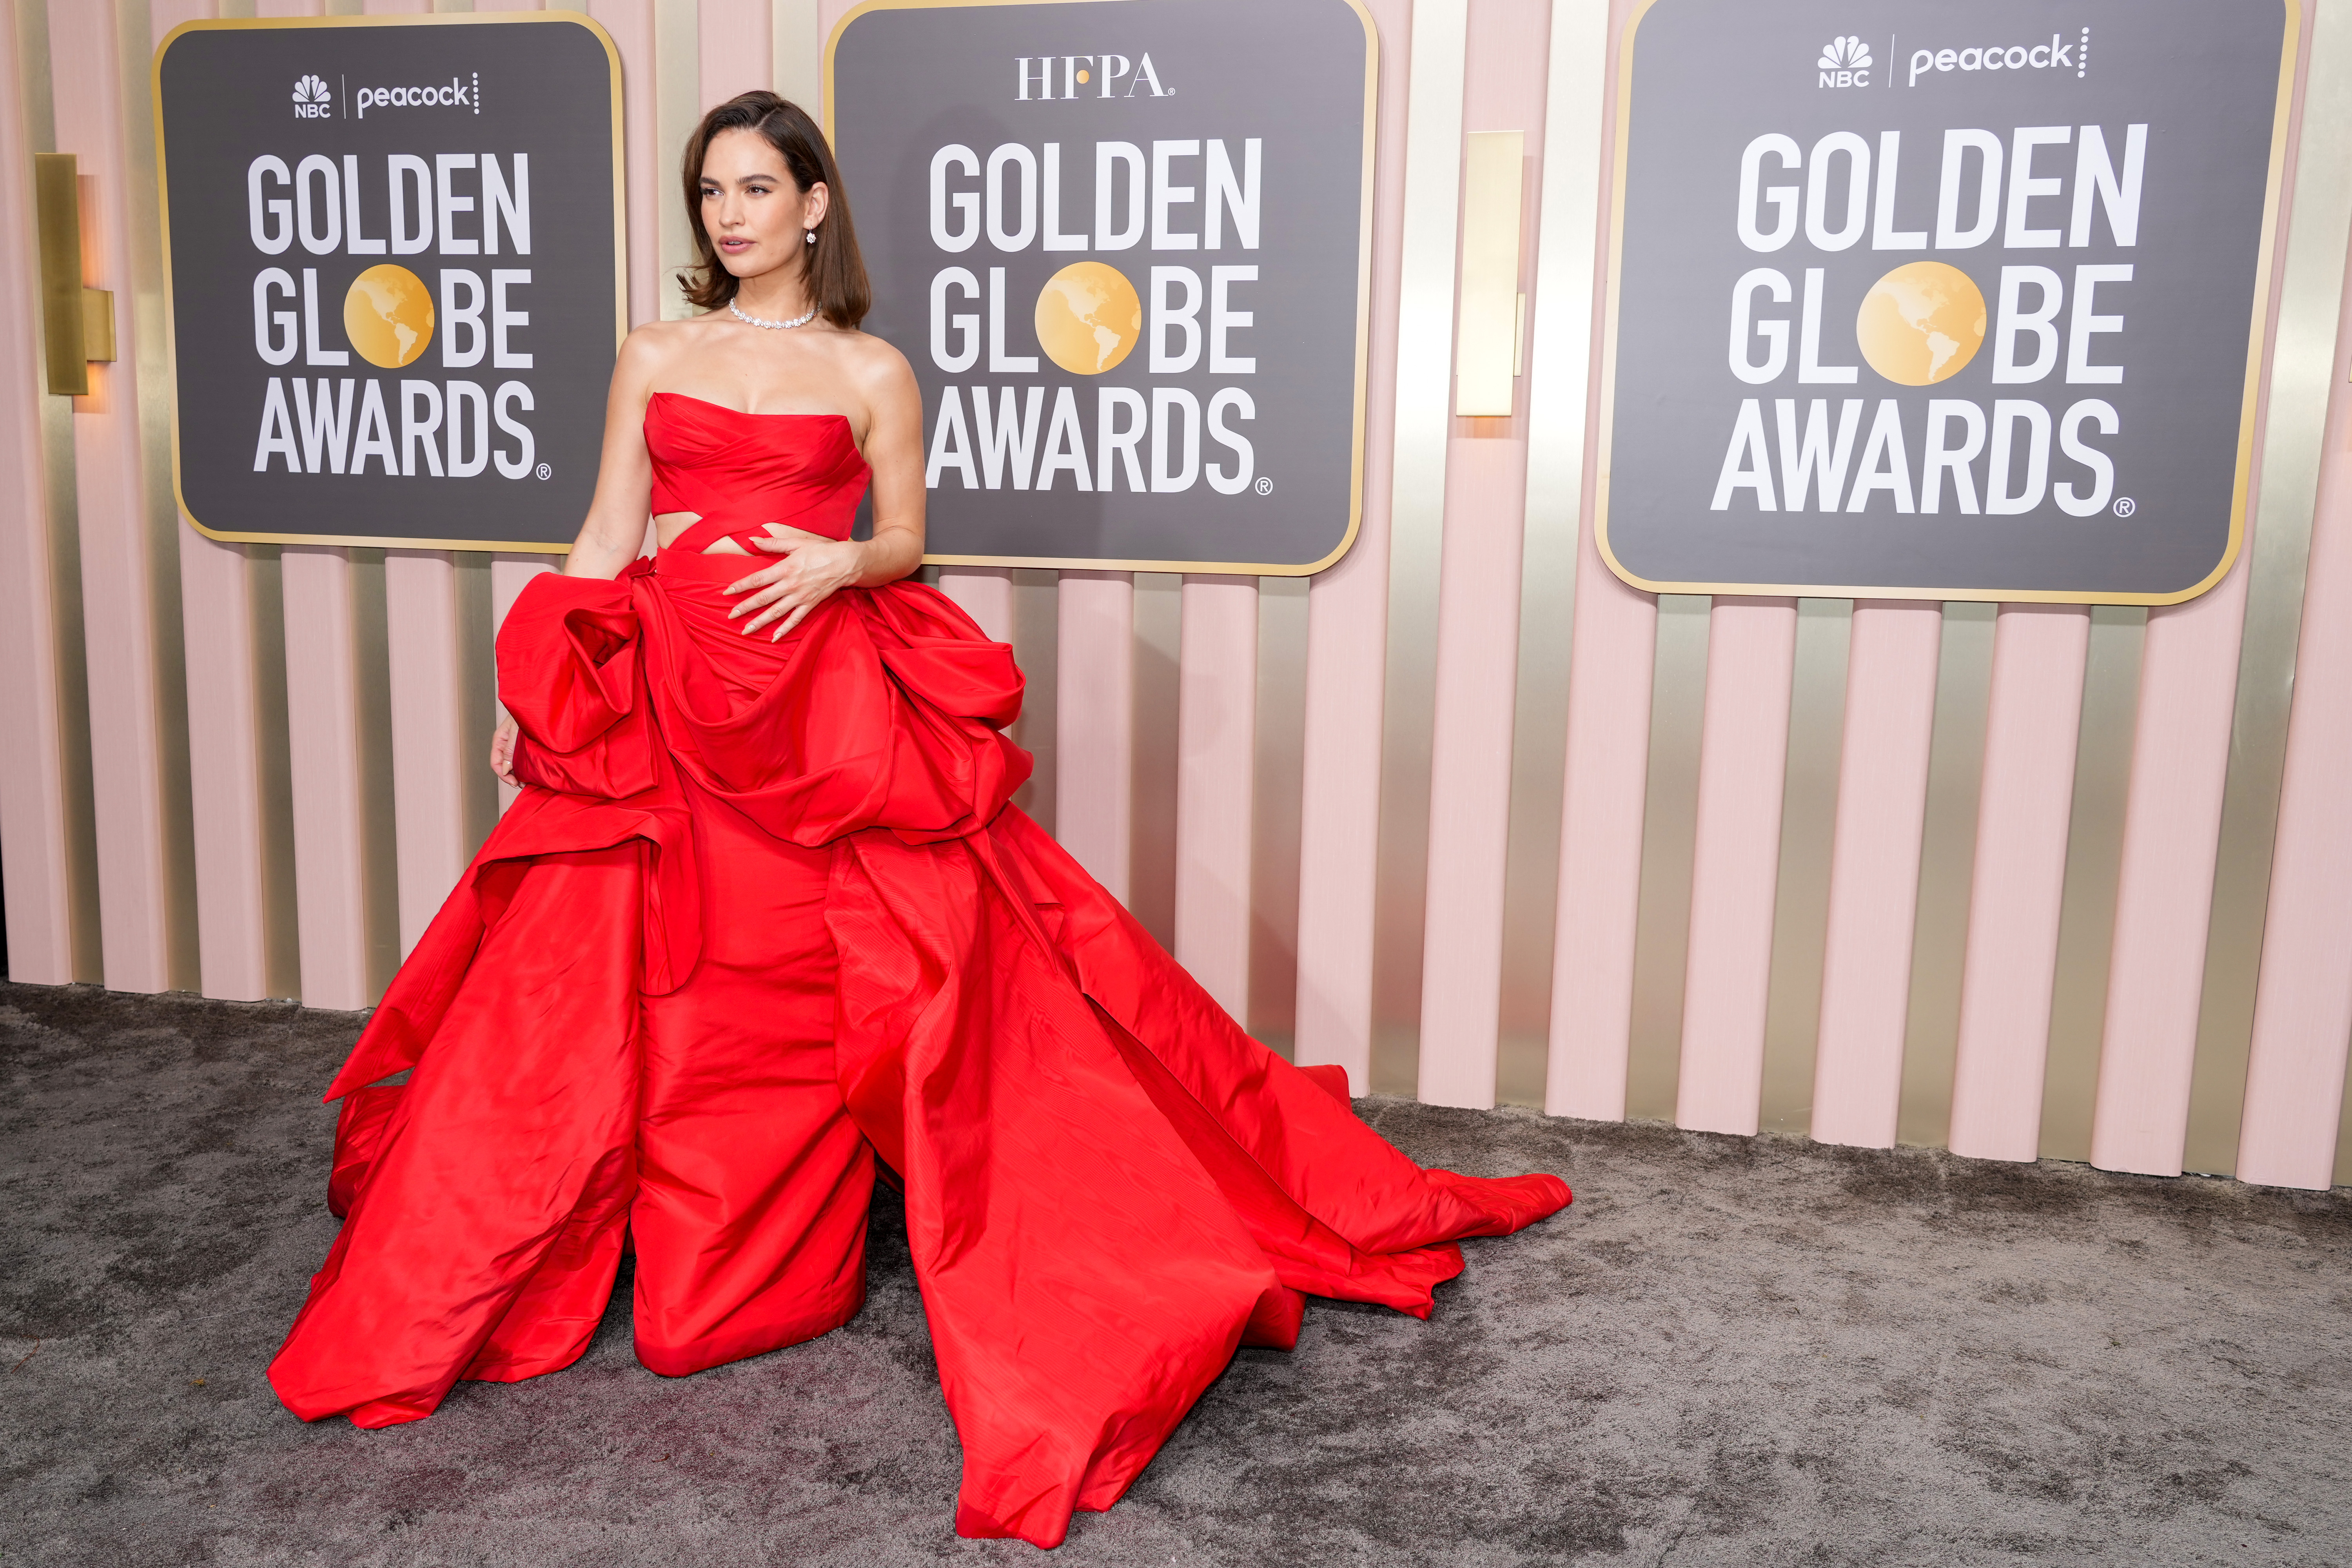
[828,0,1377,573]
[1601,0,2295,603]
[155,14,624,552]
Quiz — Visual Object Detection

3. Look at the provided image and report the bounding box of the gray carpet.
[4,982,2350,1567]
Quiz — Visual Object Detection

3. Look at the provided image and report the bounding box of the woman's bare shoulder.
[835,328,916,396]
[617,316,714,377]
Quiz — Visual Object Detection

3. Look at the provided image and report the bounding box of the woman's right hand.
[490,715,519,785]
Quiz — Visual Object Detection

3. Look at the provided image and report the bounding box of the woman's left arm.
[729,341,927,639]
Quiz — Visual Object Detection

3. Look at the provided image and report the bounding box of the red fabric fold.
[270,410,1569,1550]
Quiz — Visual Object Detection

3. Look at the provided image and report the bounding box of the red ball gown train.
[267,391,1572,1548]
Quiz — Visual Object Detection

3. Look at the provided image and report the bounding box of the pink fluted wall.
[1809,604,1942,1147]
[1292,0,1412,1094]
[53,0,176,992]
[1675,598,1797,1136]
[1947,606,2091,1162]
[0,0,76,985]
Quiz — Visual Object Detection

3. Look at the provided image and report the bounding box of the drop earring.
[804,229,816,245]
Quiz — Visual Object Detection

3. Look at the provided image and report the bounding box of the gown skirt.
[267,538,1572,1548]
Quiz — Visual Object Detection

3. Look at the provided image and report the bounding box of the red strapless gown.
[267,392,1570,1548]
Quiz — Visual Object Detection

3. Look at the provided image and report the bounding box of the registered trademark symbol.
[2112,496,2136,517]
[1254,475,1273,496]
[536,463,552,481]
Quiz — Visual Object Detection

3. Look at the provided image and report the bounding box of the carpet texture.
[4,981,2350,1566]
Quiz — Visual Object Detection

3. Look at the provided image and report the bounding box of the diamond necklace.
[729,297,818,330]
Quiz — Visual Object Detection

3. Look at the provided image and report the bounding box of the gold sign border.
[1591,0,2304,606]
[152,11,628,557]
[824,0,1381,578]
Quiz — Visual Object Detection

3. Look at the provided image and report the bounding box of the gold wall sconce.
[36,152,115,397]
[1454,131,1526,418]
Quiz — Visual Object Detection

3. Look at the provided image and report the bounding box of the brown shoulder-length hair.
[679,92,870,328]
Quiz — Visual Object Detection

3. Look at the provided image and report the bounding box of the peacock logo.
[1817,35,1873,88]
[291,73,332,119]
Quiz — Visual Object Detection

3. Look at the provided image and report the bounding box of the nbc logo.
[291,73,332,119]
[1817,35,1872,89]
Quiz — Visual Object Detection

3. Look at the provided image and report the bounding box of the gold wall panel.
[1130,572,1181,951]
[1009,568,1059,833]
[1758,598,1851,1137]
[1897,602,1993,1150]
[2041,606,2146,1164]
[1495,0,1610,1112]
[1369,0,1468,1096]
[1624,592,1708,1122]
[1249,576,1310,1057]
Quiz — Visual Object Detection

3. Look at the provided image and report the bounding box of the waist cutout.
[652,544,775,583]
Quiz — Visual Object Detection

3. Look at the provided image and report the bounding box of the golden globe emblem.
[1855,261,1985,386]
[343,263,435,370]
[1034,262,1141,376]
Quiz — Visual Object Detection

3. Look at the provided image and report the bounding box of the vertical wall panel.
[280,547,370,1007]
[1675,597,1797,1138]
[52,0,180,992]
[1622,593,1706,1123]
[588,0,659,330]
[656,0,699,318]
[178,531,269,996]
[1293,0,1412,1094]
[1947,606,2091,1163]
[1495,0,1606,1111]
[1419,441,1530,1109]
[349,549,402,996]
[2091,561,2256,1176]
[1543,0,1655,1123]
[1056,572,1133,900]
[1175,577,1258,1020]
[1131,572,1182,950]
[383,553,468,955]
[772,0,818,110]
[0,0,78,984]
[245,545,303,998]
[1896,601,1993,1151]
[1007,568,1056,830]
[1756,599,1849,1137]
[1366,0,1467,1095]
[2040,607,2145,1163]
[1545,529,1657,1121]
[449,553,499,854]
[698,0,768,105]
[936,565,1011,642]
[1248,576,1310,1056]
[1416,0,1552,1111]
[1809,603,1941,1148]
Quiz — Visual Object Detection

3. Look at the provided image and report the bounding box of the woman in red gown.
[269,93,1570,1548]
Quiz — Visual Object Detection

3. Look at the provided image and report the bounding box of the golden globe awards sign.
[155,13,624,552]
[1599,0,2296,603]
[828,0,1377,573]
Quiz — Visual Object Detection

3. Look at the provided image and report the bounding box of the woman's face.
[699,127,830,281]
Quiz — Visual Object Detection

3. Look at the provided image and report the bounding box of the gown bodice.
[644,391,870,553]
